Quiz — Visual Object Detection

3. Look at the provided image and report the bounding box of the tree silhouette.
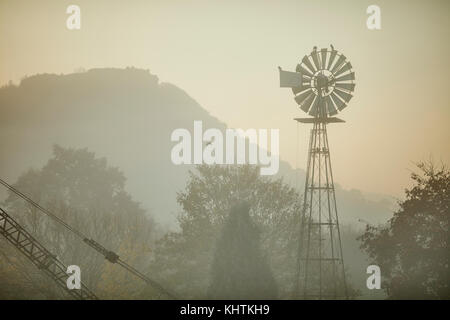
[359,162,449,299]
[150,165,302,299]
[208,202,277,299]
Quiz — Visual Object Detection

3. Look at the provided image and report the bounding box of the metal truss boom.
[0,207,98,300]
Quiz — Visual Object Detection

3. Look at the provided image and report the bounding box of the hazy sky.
[1,0,449,197]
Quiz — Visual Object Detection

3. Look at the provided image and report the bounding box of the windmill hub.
[313,71,335,97]
[316,73,329,88]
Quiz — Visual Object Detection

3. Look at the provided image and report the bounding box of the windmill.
[279,45,355,299]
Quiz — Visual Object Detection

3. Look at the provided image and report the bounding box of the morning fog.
[171,121,279,175]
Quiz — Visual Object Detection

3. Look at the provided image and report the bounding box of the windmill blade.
[279,69,303,88]
[302,75,312,83]
[328,107,338,116]
[335,72,355,82]
[320,48,327,71]
[334,62,352,77]
[294,89,313,105]
[334,88,353,103]
[308,95,321,116]
[311,50,321,70]
[302,55,316,73]
[330,91,347,110]
[292,87,302,95]
[331,54,346,74]
[296,64,313,77]
[337,102,348,111]
[327,49,337,70]
[292,82,311,95]
[334,82,355,92]
[325,95,338,116]
[298,91,315,113]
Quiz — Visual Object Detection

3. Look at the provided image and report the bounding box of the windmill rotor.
[279,45,355,117]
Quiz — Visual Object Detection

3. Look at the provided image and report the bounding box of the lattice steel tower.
[279,45,355,299]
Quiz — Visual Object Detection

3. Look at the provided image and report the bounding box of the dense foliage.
[149,165,302,299]
[359,163,449,299]
[208,202,277,299]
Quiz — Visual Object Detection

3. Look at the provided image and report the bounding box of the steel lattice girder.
[0,207,98,300]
